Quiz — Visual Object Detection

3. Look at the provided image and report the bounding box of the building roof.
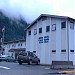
[4,39,26,44]
[9,48,26,52]
[25,14,75,30]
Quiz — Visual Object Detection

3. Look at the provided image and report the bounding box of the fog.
[0,0,74,23]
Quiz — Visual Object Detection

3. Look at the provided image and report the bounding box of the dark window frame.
[34,29,37,35]
[33,51,36,53]
[39,28,42,33]
[21,43,22,46]
[46,26,50,32]
[52,50,56,52]
[61,21,66,28]
[52,24,56,31]
[70,22,74,29]
[70,50,74,52]
[28,30,31,35]
[61,50,66,52]
[42,16,47,21]
[18,43,20,46]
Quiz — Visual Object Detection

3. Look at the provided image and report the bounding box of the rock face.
[0,11,28,42]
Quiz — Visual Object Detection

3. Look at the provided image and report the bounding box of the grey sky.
[0,0,74,23]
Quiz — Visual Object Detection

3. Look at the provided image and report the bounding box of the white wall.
[4,41,26,56]
[26,16,75,65]
[68,21,74,62]
[74,22,75,64]
[26,17,67,64]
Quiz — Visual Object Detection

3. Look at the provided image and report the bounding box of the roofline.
[4,39,26,44]
[25,14,75,30]
[9,48,26,52]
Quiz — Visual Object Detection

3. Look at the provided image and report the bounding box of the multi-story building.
[3,39,26,59]
[25,14,75,65]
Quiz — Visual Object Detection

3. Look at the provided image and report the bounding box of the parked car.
[5,56,16,62]
[18,51,40,65]
[0,55,8,62]
[0,55,16,62]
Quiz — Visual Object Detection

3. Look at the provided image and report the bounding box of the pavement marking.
[44,67,50,69]
[0,66,10,70]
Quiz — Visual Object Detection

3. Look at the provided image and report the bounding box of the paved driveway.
[0,62,75,75]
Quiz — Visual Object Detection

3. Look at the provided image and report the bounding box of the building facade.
[3,39,26,59]
[25,14,75,65]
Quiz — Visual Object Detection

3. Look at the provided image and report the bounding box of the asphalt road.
[0,62,75,75]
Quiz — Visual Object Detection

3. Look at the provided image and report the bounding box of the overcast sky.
[0,0,74,23]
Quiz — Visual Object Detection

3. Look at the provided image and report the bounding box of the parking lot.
[0,62,75,75]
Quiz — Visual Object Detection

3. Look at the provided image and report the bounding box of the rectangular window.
[70,22,74,29]
[46,26,50,32]
[18,43,20,46]
[61,21,66,28]
[39,28,42,33]
[34,29,37,35]
[33,51,36,53]
[52,24,56,31]
[52,50,56,52]
[28,30,31,35]
[70,50,74,52]
[21,43,22,46]
[61,50,66,52]
[42,16,47,21]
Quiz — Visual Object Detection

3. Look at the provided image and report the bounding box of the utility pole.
[2,26,5,55]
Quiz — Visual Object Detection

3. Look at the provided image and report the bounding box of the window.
[70,22,74,29]
[18,43,20,46]
[52,50,56,52]
[23,53,27,56]
[46,26,50,32]
[33,51,36,53]
[29,52,34,57]
[42,16,47,21]
[21,43,22,46]
[34,29,37,35]
[61,22,66,28]
[33,54,37,57]
[39,28,42,33]
[28,30,31,35]
[61,50,66,52]
[70,50,74,52]
[19,52,27,56]
[12,44,16,47]
[52,24,56,31]
[12,44,14,47]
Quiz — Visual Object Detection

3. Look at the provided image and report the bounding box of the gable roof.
[25,14,75,30]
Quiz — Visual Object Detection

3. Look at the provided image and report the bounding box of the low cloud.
[0,0,74,23]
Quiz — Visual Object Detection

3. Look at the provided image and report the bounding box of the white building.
[25,14,75,65]
[3,39,26,59]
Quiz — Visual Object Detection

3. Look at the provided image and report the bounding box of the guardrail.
[50,61,74,69]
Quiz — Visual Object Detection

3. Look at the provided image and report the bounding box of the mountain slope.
[0,11,28,42]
